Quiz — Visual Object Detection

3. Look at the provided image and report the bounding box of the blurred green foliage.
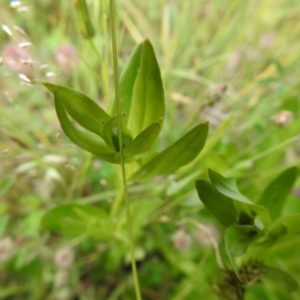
[1,0,300,299]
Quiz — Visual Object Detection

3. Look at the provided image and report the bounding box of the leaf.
[267,213,300,239]
[41,204,114,240]
[44,83,110,135]
[264,267,299,293]
[225,225,260,280]
[101,116,119,150]
[75,0,95,38]
[101,116,133,151]
[122,121,162,157]
[208,169,270,227]
[195,179,238,227]
[208,169,250,203]
[54,94,117,163]
[257,166,298,220]
[127,39,165,137]
[0,175,16,196]
[116,43,143,122]
[131,122,209,180]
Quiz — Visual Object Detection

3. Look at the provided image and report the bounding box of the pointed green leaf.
[208,169,250,203]
[267,213,300,239]
[101,116,119,150]
[225,225,260,280]
[257,166,298,220]
[75,0,95,39]
[131,123,208,180]
[209,169,270,227]
[54,94,117,163]
[44,83,110,135]
[264,267,299,293]
[127,40,165,137]
[195,179,238,227]
[116,43,143,122]
[122,121,161,157]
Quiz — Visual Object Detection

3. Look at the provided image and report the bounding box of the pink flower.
[55,44,78,74]
[2,42,33,77]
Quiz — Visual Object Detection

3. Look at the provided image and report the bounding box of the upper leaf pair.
[44,40,164,164]
[44,39,209,179]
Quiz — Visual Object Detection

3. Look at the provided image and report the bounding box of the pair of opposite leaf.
[196,167,299,291]
[44,40,209,180]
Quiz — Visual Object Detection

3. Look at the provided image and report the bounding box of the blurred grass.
[1,0,300,299]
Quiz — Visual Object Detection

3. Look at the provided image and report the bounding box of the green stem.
[109,1,142,299]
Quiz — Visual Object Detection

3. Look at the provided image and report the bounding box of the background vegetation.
[1,0,300,299]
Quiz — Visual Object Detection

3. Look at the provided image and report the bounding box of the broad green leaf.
[208,169,270,227]
[257,166,297,220]
[44,83,110,135]
[41,204,114,240]
[0,175,15,196]
[131,122,208,180]
[208,169,250,203]
[75,0,95,38]
[127,39,165,137]
[264,267,299,293]
[225,225,260,280]
[195,179,238,227]
[116,43,143,122]
[267,213,300,238]
[122,121,161,157]
[54,95,117,163]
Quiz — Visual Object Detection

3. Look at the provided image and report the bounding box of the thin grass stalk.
[109,1,142,299]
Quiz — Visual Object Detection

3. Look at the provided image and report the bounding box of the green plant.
[196,167,299,299]
[42,1,208,299]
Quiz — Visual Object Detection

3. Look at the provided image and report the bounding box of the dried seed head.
[54,246,75,270]
[0,237,15,262]
[272,110,293,127]
[171,229,192,251]
[54,270,68,287]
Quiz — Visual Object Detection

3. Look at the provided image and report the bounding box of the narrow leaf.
[116,43,143,122]
[128,39,165,137]
[257,166,298,220]
[195,179,238,227]
[131,122,208,180]
[44,83,110,135]
[75,0,95,38]
[122,121,161,157]
[54,95,117,163]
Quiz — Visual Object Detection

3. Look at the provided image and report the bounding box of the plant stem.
[109,1,142,299]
